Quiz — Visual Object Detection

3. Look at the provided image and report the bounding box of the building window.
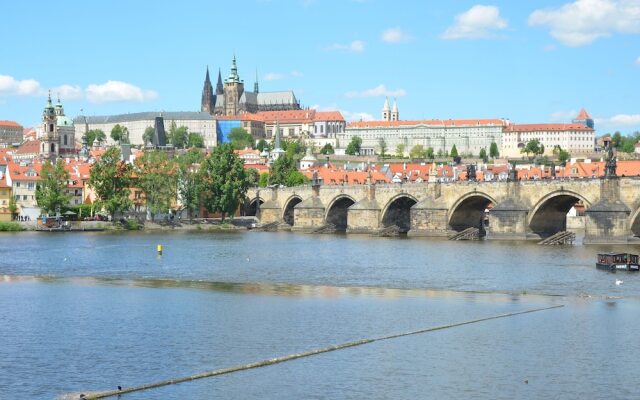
[49,123,54,132]
[64,135,68,145]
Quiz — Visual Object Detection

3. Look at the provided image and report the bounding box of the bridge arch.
[629,207,640,237]
[243,197,265,217]
[527,190,591,237]
[448,192,497,233]
[381,194,419,233]
[325,194,356,232]
[282,195,303,226]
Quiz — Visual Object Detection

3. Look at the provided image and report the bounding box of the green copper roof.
[57,115,74,127]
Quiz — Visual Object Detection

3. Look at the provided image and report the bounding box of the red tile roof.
[15,139,41,154]
[504,123,593,132]
[313,111,345,122]
[575,108,591,120]
[348,119,506,128]
[0,120,22,128]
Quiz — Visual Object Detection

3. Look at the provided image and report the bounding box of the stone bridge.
[245,177,640,243]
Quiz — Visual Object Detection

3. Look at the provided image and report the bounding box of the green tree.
[345,136,362,155]
[134,150,177,221]
[88,147,132,219]
[246,168,260,187]
[489,142,499,158]
[258,173,269,187]
[229,127,254,150]
[378,138,388,159]
[437,149,444,157]
[558,149,571,163]
[612,131,622,147]
[176,150,205,219]
[282,139,306,159]
[320,143,335,155]
[450,144,458,158]
[395,143,405,158]
[286,171,309,186]
[521,139,543,158]
[143,126,155,146]
[256,139,269,152]
[8,195,17,219]
[409,144,424,160]
[188,132,205,148]
[479,148,487,161]
[173,126,189,148]
[201,143,249,221]
[111,124,125,143]
[425,147,435,159]
[269,154,298,186]
[83,129,105,146]
[35,160,71,215]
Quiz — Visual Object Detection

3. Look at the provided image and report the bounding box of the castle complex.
[201,56,301,116]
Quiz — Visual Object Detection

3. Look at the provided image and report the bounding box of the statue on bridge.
[604,143,617,178]
[466,164,477,182]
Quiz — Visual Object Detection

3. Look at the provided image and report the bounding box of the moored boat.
[596,253,640,272]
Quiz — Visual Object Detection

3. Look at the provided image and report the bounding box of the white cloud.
[341,110,375,122]
[381,27,412,43]
[325,40,365,53]
[441,5,507,40]
[51,84,83,101]
[635,56,640,65]
[609,114,640,126]
[291,70,304,77]
[264,73,284,81]
[85,80,158,103]
[345,84,406,98]
[0,74,41,96]
[529,0,640,47]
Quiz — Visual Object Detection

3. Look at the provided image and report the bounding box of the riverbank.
[10,217,258,232]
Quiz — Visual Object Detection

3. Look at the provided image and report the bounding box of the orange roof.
[257,110,317,124]
[303,166,390,185]
[15,139,41,154]
[575,108,591,120]
[505,123,593,132]
[348,119,505,128]
[243,163,269,172]
[8,162,42,181]
[313,111,345,122]
[0,120,22,128]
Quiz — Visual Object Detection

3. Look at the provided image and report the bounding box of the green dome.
[57,115,74,127]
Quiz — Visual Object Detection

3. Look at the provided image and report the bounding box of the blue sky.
[1,0,639,134]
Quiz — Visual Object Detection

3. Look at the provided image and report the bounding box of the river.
[0,232,638,399]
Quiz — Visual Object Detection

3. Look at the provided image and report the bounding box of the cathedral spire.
[254,68,259,93]
[201,66,215,114]
[216,68,224,95]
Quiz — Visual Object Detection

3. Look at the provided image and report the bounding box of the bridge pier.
[292,184,325,232]
[487,198,531,240]
[584,179,631,244]
[259,187,283,225]
[347,183,381,234]
[408,196,451,237]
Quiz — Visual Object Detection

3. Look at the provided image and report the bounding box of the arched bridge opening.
[448,194,496,236]
[243,198,264,217]
[381,195,418,233]
[326,196,356,232]
[283,196,303,226]
[528,193,587,238]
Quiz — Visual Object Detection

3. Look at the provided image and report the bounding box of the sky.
[1,0,639,134]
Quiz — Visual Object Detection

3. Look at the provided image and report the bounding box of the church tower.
[382,97,390,121]
[391,98,399,121]
[201,66,215,114]
[41,91,58,159]
[254,68,259,94]
[573,108,594,129]
[224,55,245,116]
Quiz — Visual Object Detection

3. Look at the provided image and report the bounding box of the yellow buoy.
[157,244,163,255]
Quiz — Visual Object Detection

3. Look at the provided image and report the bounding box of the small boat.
[596,253,640,272]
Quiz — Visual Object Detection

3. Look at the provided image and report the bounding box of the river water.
[1,232,639,399]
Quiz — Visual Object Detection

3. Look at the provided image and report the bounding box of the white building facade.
[502,123,595,157]
[75,112,217,148]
